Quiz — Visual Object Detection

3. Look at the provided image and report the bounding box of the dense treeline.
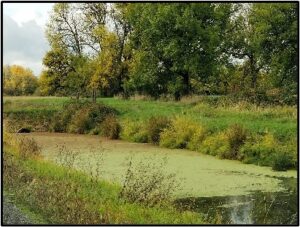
[4,3,298,104]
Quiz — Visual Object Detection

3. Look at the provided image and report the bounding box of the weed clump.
[221,124,248,159]
[17,137,41,159]
[119,157,179,207]
[146,117,170,144]
[4,131,41,159]
[120,120,148,143]
[272,151,294,171]
[160,117,205,148]
[100,115,121,139]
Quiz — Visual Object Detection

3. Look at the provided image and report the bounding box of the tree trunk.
[92,89,97,103]
[174,91,181,101]
[76,92,80,100]
[249,56,258,89]
[182,72,190,96]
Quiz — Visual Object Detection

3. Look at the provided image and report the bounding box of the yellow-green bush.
[200,124,247,159]
[240,133,296,170]
[120,120,148,143]
[159,117,204,149]
[201,133,229,156]
[187,126,209,151]
[240,133,278,166]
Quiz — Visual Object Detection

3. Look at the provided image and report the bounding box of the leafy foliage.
[3,65,38,96]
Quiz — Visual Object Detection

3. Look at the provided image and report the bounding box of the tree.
[226,3,297,94]
[125,3,233,99]
[41,42,73,96]
[80,3,108,53]
[110,3,132,95]
[47,3,85,56]
[89,27,120,101]
[3,65,38,96]
[251,3,298,95]
[45,3,109,100]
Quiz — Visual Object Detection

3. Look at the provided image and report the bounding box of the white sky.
[3,3,54,76]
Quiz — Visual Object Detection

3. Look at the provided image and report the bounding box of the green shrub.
[121,120,148,143]
[240,133,296,171]
[100,115,121,139]
[200,124,247,160]
[159,117,199,149]
[50,101,117,134]
[68,108,92,134]
[187,126,209,151]
[240,133,278,166]
[272,151,294,171]
[50,101,86,132]
[220,124,248,159]
[146,117,170,144]
[201,133,229,156]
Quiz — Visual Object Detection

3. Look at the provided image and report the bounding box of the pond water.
[22,133,298,225]
[175,177,297,224]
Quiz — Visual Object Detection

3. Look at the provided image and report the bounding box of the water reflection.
[175,177,297,224]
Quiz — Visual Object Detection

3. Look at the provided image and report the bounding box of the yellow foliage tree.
[89,27,119,101]
[3,65,38,96]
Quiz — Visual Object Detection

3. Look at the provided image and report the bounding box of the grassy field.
[3,96,297,170]
[4,96,296,137]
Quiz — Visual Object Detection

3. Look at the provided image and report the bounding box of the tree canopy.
[6,3,297,104]
[3,65,38,96]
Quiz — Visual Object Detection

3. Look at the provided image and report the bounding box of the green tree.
[126,3,233,99]
[226,3,297,102]
[251,3,298,99]
[110,3,132,95]
[41,43,73,96]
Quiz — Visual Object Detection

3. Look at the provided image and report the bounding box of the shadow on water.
[174,177,298,224]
